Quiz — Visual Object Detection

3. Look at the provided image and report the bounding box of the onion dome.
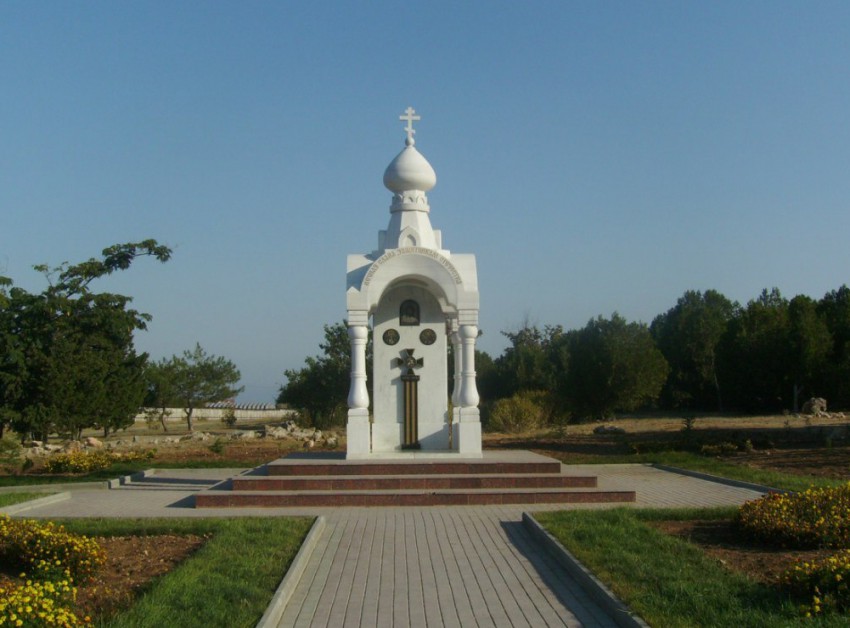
[382,107,436,211]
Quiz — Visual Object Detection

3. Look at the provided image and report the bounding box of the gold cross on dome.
[399,107,420,144]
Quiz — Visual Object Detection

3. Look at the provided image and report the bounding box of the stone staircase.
[194,451,636,508]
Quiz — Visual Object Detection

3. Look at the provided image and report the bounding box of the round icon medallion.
[419,328,437,345]
[382,329,400,345]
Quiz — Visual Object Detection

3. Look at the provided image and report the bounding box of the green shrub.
[221,407,237,427]
[700,442,739,457]
[0,436,22,471]
[737,483,850,549]
[487,391,545,433]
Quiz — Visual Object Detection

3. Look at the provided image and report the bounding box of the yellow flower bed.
[0,516,105,582]
[43,452,112,474]
[43,449,155,474]
[737,484,850,549]
[0,576,89,627]
[782,550,850,616]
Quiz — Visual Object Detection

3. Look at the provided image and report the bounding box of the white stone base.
[457,407,482,457]
[345,410,371,459]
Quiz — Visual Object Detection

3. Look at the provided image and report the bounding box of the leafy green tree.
[718,288,836,413]
[278,322,371,428]
[818,285,850,407]
[717,288,790,413]
[462,349,498,404]
[651,290,737,412]
[787,295,831,411]
[170,344,243,432]
[558,313,669,420]
[493,324,563,399]
[144,358,180,431]
[0,241,171,441]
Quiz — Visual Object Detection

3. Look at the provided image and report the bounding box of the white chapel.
[345,108,482,458]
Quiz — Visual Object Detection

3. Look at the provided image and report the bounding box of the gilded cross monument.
[395,348,424,449]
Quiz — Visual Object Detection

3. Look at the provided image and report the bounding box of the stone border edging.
[522,512,650,628]
[1,492,72,515]
[651,464,786,494]
[256,515,327,628]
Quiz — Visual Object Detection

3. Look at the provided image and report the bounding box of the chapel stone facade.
[345,108,481,458]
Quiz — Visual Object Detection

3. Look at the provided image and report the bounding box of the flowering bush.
[115,449,156,463]
[0,576,89,627]
[44,452,112,474]
[782,550,850,617]
[737,484,850,549]
[43,449,155,474]
[0,515,105,582]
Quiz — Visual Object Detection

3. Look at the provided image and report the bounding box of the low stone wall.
[134,407,297,423]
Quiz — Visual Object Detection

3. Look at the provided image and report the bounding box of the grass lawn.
[0,491,52,507]
[58,517,314,628]
[584,450,843,492]
[0,460,256,487]
[536,507,847,628]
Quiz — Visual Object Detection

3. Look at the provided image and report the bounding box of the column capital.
[347,310,369,327]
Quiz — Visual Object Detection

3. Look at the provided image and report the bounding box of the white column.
[347,324,369,411]
[346,321,371,458]
[451,326,462,409]
[457,323,482,456]
[459,324,480,409]
[450,324,462,451]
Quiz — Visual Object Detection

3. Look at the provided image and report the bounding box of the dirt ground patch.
[724,447,850,481]
[649,519,832,586]
[0,534,208,621]
[78,534,208,619]
[484,414,850,480]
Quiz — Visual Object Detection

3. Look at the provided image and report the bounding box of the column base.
[346,409,371,459]
[457,407,482,457]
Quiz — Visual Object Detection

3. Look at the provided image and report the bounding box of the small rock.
[593,425,625,435]
[264,426,289,439]
[85,436,104,448]
[801,397,828,415]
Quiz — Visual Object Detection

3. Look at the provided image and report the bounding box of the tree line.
[0,242,242,441]
[280,285,850,427]
[482,286,850,424]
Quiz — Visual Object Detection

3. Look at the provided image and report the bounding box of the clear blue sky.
[2,2,849,402]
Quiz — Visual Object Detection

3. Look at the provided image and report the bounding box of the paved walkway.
[2,464,767,627]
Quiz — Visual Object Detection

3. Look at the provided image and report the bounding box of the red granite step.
[264,459,562,477]
[194,488,636,508]
[231,473,597,491]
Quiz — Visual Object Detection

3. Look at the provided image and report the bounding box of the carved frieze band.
[362,247,463,287]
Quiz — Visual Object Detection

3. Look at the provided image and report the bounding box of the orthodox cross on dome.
[399,106,420,145]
